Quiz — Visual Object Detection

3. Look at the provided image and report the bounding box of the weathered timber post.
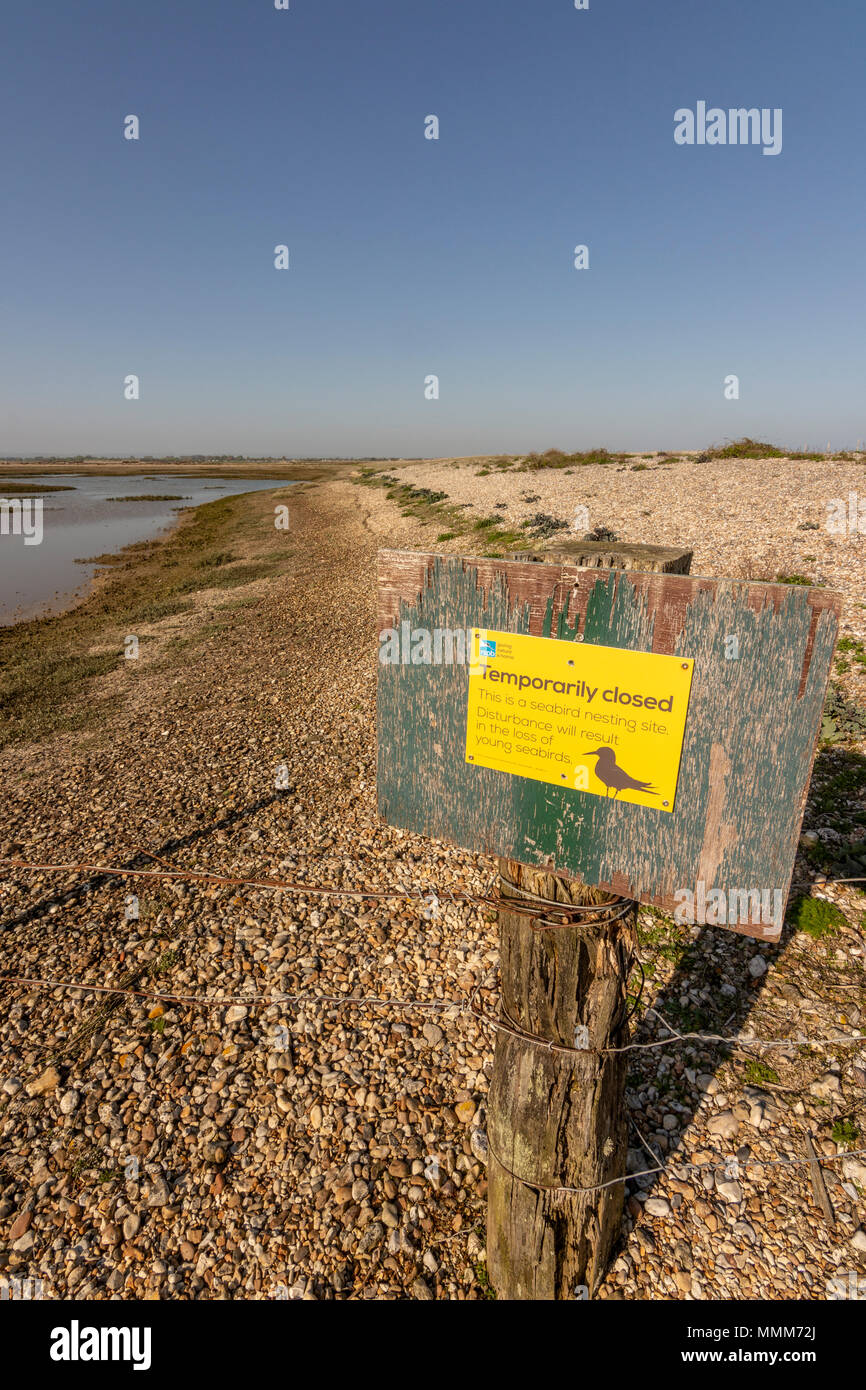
[487,540,692,1301]
[487,863,637,1299]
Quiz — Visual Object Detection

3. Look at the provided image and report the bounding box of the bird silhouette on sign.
[584,746,657,798]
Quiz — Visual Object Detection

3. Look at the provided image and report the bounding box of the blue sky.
[1,0,864,457]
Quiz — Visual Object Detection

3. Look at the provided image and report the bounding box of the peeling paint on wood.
[377,551,842,941]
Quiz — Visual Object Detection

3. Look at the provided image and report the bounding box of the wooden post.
[486,541,688,1300]
[487,863,637,1299]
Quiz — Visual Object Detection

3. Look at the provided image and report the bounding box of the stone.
[123,1214,141,1241]
[145,1176,169,1208]
[225,1006,248,1025]
[851,1228,866,1253]
[644,1197,672,1218]
[717,1180,744,1203]
[748,955,768,978]
[357,1221,385,1254]
[454,1100,476,1124]
[28,1067,60,1097]
[8,1211,32,1241]
[470,1128,488,1163]
[810,1072,842,1097]
[841,1157,866,1187]
[707,1111,739,1139]
[59,1090,80,1115]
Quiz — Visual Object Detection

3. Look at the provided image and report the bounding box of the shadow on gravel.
[627,742,866,1207]
[624,918,789,1207]
[0,792,284,935]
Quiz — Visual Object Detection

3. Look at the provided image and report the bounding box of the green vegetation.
[835,637,866,674]
[744,1059,780,1087]
[150,947,180,977]
[786,895,846,939]
[831,1117,860,1148]
[775,573,811,586]
[821,687,866,745]
[357,473,528,555]
[107,493,189,502]
[520,513,570,540]
[520,447,630,471]
[636,910,691,967]
[698,438,827,462]
[662,999,714,1033]
[0,482,76,493]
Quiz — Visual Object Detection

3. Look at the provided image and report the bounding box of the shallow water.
[0,474,293,626]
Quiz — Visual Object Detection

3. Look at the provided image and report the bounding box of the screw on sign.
[376,541,842,1300]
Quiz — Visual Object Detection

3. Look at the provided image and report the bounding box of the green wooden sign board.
[377,550,843,942]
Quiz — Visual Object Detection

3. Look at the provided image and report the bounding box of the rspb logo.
[479,639,497,657]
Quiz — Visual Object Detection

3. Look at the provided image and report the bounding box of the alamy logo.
[826,493,866,535]
[674,102,782,156]
[674,879,783,932]
[50,1321,151,1371]
[379,623,473,666]
[827,1271,866,1300]
[0,496,43,545]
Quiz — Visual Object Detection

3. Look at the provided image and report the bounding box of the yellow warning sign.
[465,628,694,812]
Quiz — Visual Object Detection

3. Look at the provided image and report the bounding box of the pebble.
[27,1066,59,1097]
[357,1221,385,1254]
[644,1198,672,1218]
[145,1177,169,1209]
[8,1211,32,1241]
[470,1128,488,1163]
[707,1111,739,1139]
[717,1181,744,1204]
[810,1072,842,1097]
